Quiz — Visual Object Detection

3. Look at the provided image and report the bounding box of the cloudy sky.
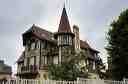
[0,0,128,74]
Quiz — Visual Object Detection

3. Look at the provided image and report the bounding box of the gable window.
[31,42,36,50]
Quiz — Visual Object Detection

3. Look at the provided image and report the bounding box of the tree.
[48,51,88,81]
[106,9,128,80]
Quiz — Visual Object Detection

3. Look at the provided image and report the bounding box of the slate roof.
[23,25,98,52]
[80,40,99,53]
[80,40,90,49]
[23,24,53,41]
[58,7,72,33]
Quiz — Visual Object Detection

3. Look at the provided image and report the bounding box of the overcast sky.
[0,0,128,74]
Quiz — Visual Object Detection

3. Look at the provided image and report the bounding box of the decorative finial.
[63,1,65,8]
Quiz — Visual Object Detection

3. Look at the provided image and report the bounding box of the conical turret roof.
[58,6,72,33]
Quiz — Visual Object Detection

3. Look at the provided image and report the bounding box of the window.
[63,35,67,44]
[44,56,47,64]
[40,55,52,65]
[53,56,58,64]
[88,60,93,71]
[27,58,30,66]
[41,41,46,49]
[30,57,34,65]
[58,36,61,45]
[31,42,36,50]
[36,41,40,49]
[47,56,52,64]
[40,55,47,65]
[29,56,36,65]
[63,35,70,45]
[69,36,72,45]
[40,56,44,66]
[93,62,95,70]
[27,44,31,51]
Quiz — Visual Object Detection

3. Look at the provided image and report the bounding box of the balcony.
[18,65,38,75]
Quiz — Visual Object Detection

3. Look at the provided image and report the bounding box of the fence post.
[39,79,42,84]
[77,78,79,84]
[123,79,127,84]
[8,79,11,84]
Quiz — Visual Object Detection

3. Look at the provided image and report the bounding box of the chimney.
[73,25,80,52]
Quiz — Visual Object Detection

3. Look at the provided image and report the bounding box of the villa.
[16,6,103,80]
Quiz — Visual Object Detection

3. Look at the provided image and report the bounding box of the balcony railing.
[19,65,38,74]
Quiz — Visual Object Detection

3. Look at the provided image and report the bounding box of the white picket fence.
[0,78,127,84]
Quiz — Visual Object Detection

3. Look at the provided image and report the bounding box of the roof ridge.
[32,24,53,34]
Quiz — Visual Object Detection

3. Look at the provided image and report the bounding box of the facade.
[0,60,12,80]
[16,7,102,79]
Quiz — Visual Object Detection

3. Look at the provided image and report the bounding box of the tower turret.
[54,6,74,46]
[54,6,74,63]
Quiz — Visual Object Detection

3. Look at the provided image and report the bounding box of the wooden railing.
[41,48,59,55]
[18,65,38,74]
